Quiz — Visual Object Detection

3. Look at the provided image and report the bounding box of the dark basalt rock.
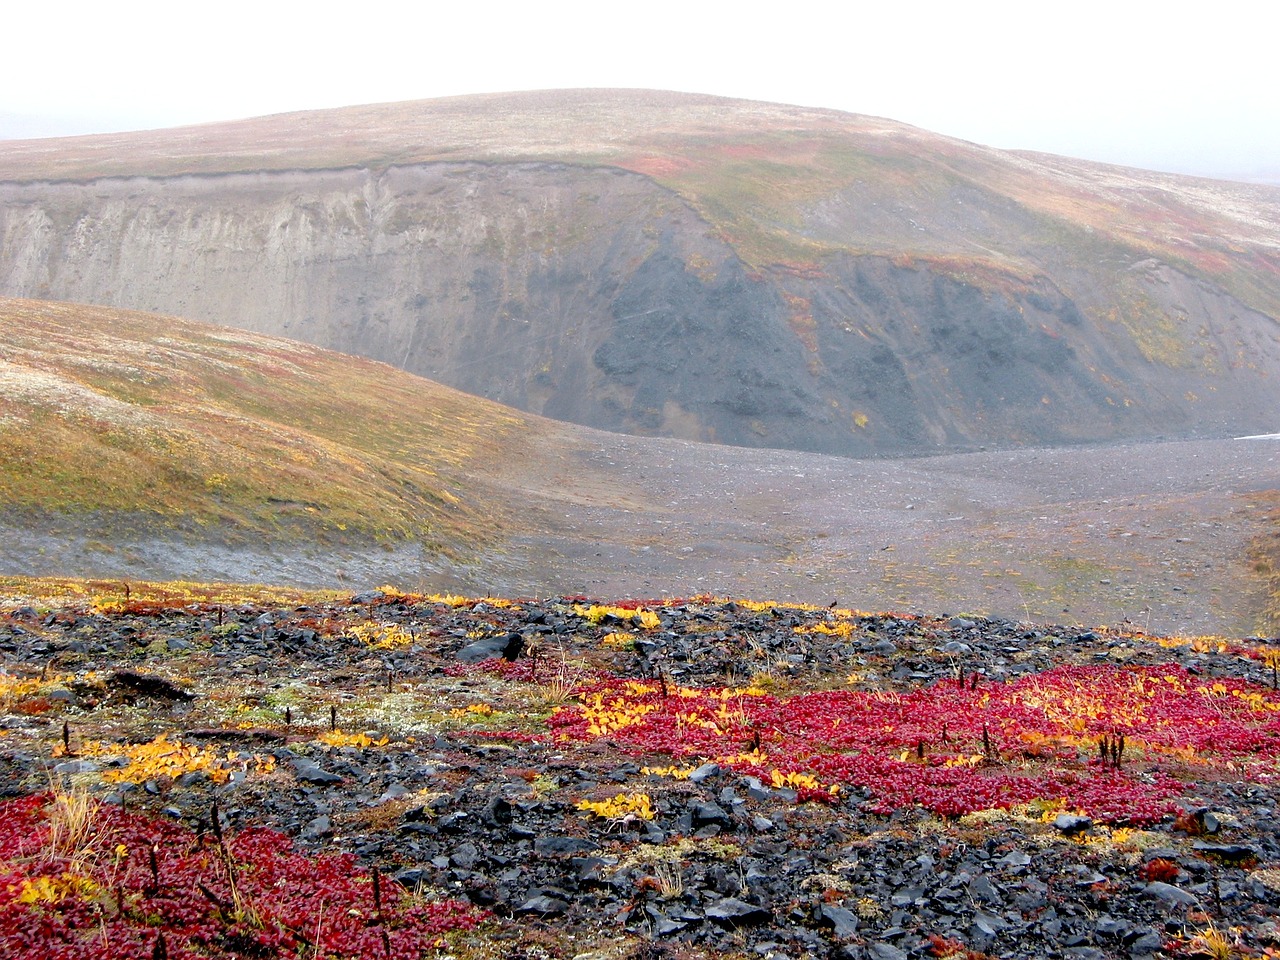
[108,670,195,701]
[455,632,524,662]
[705,897,770,926]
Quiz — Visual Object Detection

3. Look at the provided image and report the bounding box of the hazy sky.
[4,2,1276,182]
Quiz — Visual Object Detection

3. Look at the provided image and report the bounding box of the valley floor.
[3,436,1278,637]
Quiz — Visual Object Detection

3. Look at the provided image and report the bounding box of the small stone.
[706,897,770,926]
[688,762,721,782]
[1143,881,1198,906]
[1054,813,1093,834]
[534,836,599,856]
[53,759,99,774]
[517,895,568,915]
[868,943,908,960]
[816,903,860,939]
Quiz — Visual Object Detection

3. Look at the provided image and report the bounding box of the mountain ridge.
[2,89,1278,457]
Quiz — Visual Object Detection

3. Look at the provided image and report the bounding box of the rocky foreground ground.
[3,583,1280,959]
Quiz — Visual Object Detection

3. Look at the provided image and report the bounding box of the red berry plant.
[0,791,487,959]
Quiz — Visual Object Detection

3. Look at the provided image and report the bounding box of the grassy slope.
[0,298,545,555]
[2,89,1277,319]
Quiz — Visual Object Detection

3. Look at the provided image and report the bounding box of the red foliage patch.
[0,794,486,959]
[549,664,1280,823]
[1139,858,1180,883]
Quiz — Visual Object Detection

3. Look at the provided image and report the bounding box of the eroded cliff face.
[3,162,1277,455]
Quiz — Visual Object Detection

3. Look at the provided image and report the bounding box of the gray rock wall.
[3,162,1278,455]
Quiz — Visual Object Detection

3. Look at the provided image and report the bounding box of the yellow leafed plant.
[316,729,388,748]
[14,872,102,906]
[576,792,655,821]
[347,622,415,649]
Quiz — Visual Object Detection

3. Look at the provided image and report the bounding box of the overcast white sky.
[3,1,1276,182]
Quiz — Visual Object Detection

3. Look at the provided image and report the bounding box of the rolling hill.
[0,299,555,570]
[3,297,1279,636]
[2,90,1278,456]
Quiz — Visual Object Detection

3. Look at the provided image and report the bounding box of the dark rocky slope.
[5,589,1280,959]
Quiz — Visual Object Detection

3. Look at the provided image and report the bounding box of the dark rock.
[290,757,343,785]
[1192,841,1259,863]
[516,895,569,915]
[1054,813,1093,834]
[534,835,599,856]
[456,632,524,663]
[815,903,860,939]
[706,897,770,926]
[1142,881,1198,906]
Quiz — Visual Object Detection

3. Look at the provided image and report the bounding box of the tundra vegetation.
[3,580,1280,958]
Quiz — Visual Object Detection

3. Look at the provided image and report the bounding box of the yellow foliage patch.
[640,764,701,780]
[316,729,388,748]
[347,621,415,649]
[579,692,659,736]
[573,605,660,629]
[576,792,655,821]
[13,872,102,905]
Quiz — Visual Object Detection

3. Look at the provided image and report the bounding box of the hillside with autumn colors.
[2,90,1279,456]
[6,582,1280,959]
